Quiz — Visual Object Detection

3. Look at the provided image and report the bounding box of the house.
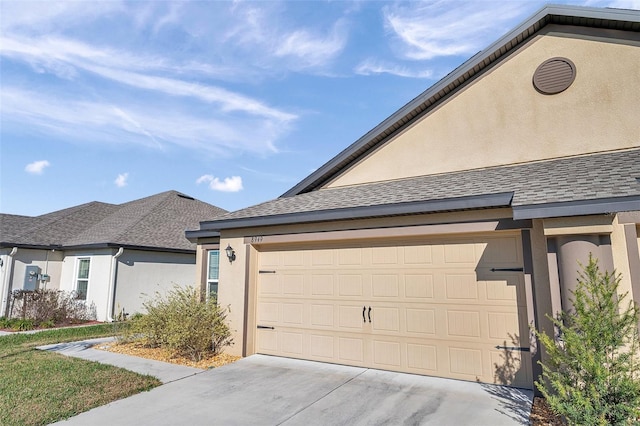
[186,5,640,390]
[0,190,227,322]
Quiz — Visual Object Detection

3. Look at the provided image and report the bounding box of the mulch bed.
[95,340,241,369]
[529,397,566,425]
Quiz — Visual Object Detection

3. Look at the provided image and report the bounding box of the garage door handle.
[363,306,366,323]
[368,307,372,323]
[495,345,530,352]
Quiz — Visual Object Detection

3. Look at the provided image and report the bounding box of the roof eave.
[198,192,514,232]
[513,195,640,220]
[185,230,220,242]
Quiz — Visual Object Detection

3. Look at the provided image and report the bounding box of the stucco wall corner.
[218,236,248,357]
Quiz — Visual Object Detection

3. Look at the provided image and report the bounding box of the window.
[76,258,90,300]
[207,250,219,299]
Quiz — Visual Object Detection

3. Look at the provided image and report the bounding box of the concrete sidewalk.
[37,337,203,384]
[50,354,533,425]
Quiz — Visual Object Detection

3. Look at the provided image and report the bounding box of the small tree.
[534,255,640,425]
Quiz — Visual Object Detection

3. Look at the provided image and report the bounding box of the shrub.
[534,255,640,425]
[7,289,96,328]
[11,318,34,331]
[131,285,233,361]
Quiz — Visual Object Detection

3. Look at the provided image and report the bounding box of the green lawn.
[0,325,161,426]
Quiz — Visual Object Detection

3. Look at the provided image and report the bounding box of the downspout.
[1,247,18,317]
[106,247,124,322]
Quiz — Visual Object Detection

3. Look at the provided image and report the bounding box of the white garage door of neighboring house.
[255,233,533,389]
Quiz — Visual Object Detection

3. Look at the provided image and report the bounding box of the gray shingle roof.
[201,149,640,228]
[1,191,227,251]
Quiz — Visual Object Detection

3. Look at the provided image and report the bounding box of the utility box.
[24,265,41,291]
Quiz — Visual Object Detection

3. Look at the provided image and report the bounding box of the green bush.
[131,285,233,361]
[534,255,640,425]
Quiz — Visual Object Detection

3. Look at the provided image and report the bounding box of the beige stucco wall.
[327,29,640,188]
[217,237,248,357]
[114,250,196,318]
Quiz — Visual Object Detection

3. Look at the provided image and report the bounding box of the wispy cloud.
[1,1,124,32]
[1,86,289,156]
[0,36,296,122]
[273,21,348,69]
[224,4,349,72]
[196,175,244,192]
[383,1,526,60]
[25,160,50,175]
[355,59,434,78]
[114,172,129,188]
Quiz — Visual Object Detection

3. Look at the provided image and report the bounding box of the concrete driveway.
[53,354,532,425]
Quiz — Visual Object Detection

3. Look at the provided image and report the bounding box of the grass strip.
[0,324,161,426]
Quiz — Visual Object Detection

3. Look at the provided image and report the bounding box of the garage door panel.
[447,310,482,338]
[311,249,334,265]
[371,246,399,264]
[257,329,278,352]
[259,274,280,295]
[445,274,479,300]
[281,331,304,355]
[406,308,436,335]
[404,274,434,298]
[311,274,334,295]
[282,274,304,295]
[339,305,366,329]
[403,245,433,264]
[444,242,478,264]
[282,303,304,325]
[371,307,400,332]
[338,275,364,296]
[449,346,484,376]
[310,334,334,358]
[338,336,365,362]
[407,343,438,371]
[372,340,402,368]
[338,248,362,265]
[256,233,532,389]
[372,274,399,297]
[310,304,334,327]
[283,251,304,266]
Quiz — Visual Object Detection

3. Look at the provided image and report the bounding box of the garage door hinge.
[259,270,276,274]
[257,325,275,330]
[495,345,530,352]
[490,267,524,272]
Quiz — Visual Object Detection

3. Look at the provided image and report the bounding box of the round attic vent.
[532,57,576,95]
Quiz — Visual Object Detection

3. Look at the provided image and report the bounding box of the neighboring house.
[187,5,640,390]
[0,191,227,322]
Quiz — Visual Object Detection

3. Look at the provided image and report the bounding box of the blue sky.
[1,0,638,216]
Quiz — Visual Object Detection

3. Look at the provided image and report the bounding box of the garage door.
[255,233,533,389]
